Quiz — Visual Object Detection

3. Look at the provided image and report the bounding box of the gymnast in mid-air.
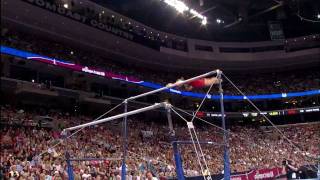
[167,76,221,91]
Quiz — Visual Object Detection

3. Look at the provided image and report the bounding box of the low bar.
[65,102,167,131]
[126,70,218,101]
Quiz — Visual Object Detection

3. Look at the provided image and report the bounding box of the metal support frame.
[317,158,320,178]
[66,152,74,180]
[166,104,185,180]
[167,107,174,134]
[173,141,185,180]
[64,70,221,180]
[119,70,217,180]
[217,70,231,180]
[121,100,128,179]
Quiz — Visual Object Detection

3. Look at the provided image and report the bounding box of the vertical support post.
[121,100,128,180]
[167,107,174,132]
[66,152,74,180]
[317,158,320,179]
[166,106,185,180]
[173,141,185,180]
[217,70,231,180]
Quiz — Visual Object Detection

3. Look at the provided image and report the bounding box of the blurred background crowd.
[1,105,319,179]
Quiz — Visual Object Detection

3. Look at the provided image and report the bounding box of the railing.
[1,45,320,101]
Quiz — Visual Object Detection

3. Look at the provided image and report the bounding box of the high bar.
[126,69,219,101]
[64,102,168,131]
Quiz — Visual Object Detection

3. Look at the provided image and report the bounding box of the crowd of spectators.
[1,28,320,95]
[1,2,319,179]
[1,105,319,179]
[1,28,177,86]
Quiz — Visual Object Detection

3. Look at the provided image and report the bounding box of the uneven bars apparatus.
[121,69,218,180]
[64,69,222,180]
[113,69,219,179]
[64,103,170,179]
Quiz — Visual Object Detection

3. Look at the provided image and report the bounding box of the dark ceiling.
[90,0,320,41]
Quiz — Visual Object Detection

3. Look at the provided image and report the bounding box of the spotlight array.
[161,0,207,25]
[164,0,189,13]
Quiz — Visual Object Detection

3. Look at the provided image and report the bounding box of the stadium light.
[201,17,207,25]
[162,0,207,25]
[164,0,189,13]
[216,18,222,24]
[317,14,320,19]
[63,3,68,9]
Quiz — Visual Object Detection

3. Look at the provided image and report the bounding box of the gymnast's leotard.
[189,78,206,88]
